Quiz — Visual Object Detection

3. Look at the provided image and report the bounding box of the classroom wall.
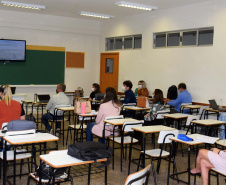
[0,10,101,98]
[99,0,226,104]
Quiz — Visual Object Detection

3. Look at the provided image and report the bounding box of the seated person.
[88,83,101,101]
[0,84,24,129]
[166,83,192,113]
[86,87,121,143]
[167,85,178,100]
[135,80,149,97]
[191,148,226,185]
[218,113,226,140]
[121,80,136,104]
[144,89,165,125]
[41,83,69,134]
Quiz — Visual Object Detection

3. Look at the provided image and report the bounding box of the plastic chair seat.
[109,136,139,144]
[0,149,31,161]
[141,149,170,158]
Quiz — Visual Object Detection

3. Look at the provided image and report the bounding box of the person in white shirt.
[41,83,69,133]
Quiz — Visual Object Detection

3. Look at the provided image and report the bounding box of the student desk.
[162,113,190,130]
[216,139,226,148]
[181,105,202,115]
[40,150,108,185]
[3,133,59,185]
[31,102,48,125]
[21,100,34,116]
[124,106,151,118]
[191,119,226,136]
[103,118,139,170]
[78,96,89,100]
[168,134,210,185]
[131,126,176,170]
[204,108,220,119]
[73,111,98,143]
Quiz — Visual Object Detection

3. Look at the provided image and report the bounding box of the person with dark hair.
[144,89,165,124]
[86,87,121,143]
[88,83,101,101]
[167,83,192,112]
[167,85,178,100]
[121,80,136,104]
[41,83,70,134]
[134,80,149,97]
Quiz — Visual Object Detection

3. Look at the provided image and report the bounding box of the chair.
[124,164,151,185]
[0,129,34,179]
[122,103,137,118]
[179,115,199,135]
[137,130,179,185]
[109,120,144,172]
[180,103,192,113]
[209,168,226,185]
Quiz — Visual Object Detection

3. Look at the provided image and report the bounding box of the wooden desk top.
[78,96,89,100]
[170,134,206,146]
[124,106,150,111]
[132,125,176,134]
[182,105,202,109]
[191,119,226,126]
[204,108,220,112]
[65,92,75,94]
[104,118,139,126]
[77,112,98,117]
[162,113,190,119]
[32,102,48,105]
[12,94,27,96]
[21,100,34,103]
[91,99,101,103]
[216,139,226,147]
[40,150,107,168]
[56,107,74,111]
[4,133,59,145]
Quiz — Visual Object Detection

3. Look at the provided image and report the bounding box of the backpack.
[25,113,36,123]
[7,120,36,131]
[68,141,113,168]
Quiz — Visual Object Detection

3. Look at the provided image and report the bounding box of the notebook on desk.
[209,99,226,112]
[38,95,50,103]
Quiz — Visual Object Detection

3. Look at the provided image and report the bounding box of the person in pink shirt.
[86,87,122,143]
[191,148,226,185]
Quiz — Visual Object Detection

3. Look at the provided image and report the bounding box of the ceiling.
[0,0,211,20]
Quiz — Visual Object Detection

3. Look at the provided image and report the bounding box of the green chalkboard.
[0,50,65,85]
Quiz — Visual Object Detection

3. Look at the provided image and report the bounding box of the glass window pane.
[134,36,142,48]
[155,34,166,47]
[167,33,180,46]
[198,29,214,45]
[106,59,113,73]
[182,31,197,46]
[114,38,123,49]
[124,37,133,49]
[106,38,114,50]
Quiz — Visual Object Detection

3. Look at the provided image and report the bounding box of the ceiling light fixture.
[115,1,157,11]
[1,1,45,10]
[78,11,114,19]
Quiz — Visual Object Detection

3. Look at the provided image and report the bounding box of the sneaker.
[56,128,61,137]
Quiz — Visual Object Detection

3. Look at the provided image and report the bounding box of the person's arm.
[144,88,149,97]
[167,95,182,106]
[95,104,104,124]
[20,104,25,120]
[46,97,53,111]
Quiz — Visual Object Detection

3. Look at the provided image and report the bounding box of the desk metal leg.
[88,164,91,185]
[142,134,146,169]
[13,146,16,185]
[188,146,191,185]
[105,165,108,185]
[3,141,7,185]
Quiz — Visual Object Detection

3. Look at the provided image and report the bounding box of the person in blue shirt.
[167,83,192,112]
[121,80,136,104]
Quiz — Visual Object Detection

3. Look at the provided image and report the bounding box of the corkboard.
[66,52,85,68]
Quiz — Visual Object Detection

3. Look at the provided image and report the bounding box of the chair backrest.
[185,115,199,126]
[5,129,36,137]
[156,110,170,119]
[123,103,137,110]
[158,130,179,144]
[7,120,36,131]
[1,122,8,131]
[54,104,71,116]
[123,121,144,132]
[124,164,151,185]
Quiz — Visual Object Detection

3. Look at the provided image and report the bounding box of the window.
[167,33,180,47]
[198,29,214,45]
[182,31,197,46]
[153,27,214,48]
[155,34,166,47]
[105,34,142,50]
[106,59,113,73]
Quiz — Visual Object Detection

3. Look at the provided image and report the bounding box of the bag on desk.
[7,120,36,131]
[68,141,113,168]
[25,113,36,123]
[74,100,91,114]
[137,97,149,108]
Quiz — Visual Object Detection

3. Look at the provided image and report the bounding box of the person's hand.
[145,113,150,117]
[210,148,220,154]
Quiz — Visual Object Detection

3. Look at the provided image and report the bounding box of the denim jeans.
[86,122,105,144]
[219,113,226,139]
[41,112,62,131]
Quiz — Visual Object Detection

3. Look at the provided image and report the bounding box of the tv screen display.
[0,39,26,61]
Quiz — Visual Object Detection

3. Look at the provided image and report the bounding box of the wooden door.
[100,53,119,93]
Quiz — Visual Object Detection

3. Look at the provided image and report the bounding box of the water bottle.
[81,102,86,114]
[220,99,223,108]
[34,93,37,103]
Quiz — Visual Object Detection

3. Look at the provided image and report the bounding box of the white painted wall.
[99,0,226,104]
[0,10,101,98]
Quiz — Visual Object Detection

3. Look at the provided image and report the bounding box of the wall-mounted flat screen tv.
[0,39,26,62]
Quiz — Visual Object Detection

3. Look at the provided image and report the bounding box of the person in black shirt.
[121,80,136,104]
[88,83,101,101]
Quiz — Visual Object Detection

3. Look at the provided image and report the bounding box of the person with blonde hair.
[0,84,23,129]
[134,80,149,97]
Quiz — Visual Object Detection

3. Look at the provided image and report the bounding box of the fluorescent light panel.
[79,11,114,19]
[115,1,157,11]
[1,1,45,10]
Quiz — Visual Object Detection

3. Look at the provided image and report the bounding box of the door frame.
[100,52,119,92]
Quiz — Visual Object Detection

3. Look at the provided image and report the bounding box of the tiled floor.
[2,119,225,185]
